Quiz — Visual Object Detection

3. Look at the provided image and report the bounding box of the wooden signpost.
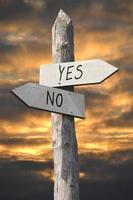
[12,9,118,200]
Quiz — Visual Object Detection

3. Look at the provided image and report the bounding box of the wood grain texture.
[51,9,79,200]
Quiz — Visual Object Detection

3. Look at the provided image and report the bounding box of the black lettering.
[75,65,83,79]
[66,66,74,80]
[46,91,54,105]
[59,65,65,81]
[56,94,63,107]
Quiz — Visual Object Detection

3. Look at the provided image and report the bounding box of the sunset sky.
[0,0,133,200]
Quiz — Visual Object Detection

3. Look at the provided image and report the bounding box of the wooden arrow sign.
[40,59,118,87]
[12,82,85,118]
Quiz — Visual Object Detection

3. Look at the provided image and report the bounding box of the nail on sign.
[12,83,85,118]
[40,59,118,87]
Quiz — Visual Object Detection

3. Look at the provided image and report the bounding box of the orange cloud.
[0,1,132,166]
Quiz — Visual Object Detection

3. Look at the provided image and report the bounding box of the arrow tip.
[11,87,18,96]
[11,83,33,107]
[98,59,119,83]
[11,82,28,96]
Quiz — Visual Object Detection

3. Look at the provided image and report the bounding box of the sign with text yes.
[12,82,85,118]
[40,59,118,87]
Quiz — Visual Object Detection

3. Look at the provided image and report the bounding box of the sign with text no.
[12,82,85,118]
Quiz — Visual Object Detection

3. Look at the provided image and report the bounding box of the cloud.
[0,82,34,121]
[80,179,132,200]
[80,150,133,179]
[0,81,51,122]
[0,159,53,200]
[0,150,132,200]
[0,38,19,53]
[79,150,133,200]
[0,0,132,83]
[105,108,133,128]
[0,136,49,146]
[0,0,32,21]
[0,1,132,199]
[24,0,47,11]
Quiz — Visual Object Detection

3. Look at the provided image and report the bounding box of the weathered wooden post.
[51,9,79,200]
[12,9,118,200]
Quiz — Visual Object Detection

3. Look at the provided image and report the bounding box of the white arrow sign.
[40,59,118,87]
[12,82,85,118]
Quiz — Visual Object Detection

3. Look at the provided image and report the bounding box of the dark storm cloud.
[34,0,133,34]
[0,150,132,200]
[0,38,19,53]
[106,53,133,96]
[44,0,132,13]
[62,1,131,24]
[0,159,53,200]
[0,136,49,146]
[114,77,133,94]
[105,108,133,128]
[79,150,133,200]
[0,0,31,21]
[0,0,132,25]
[0,82,50,122]
[0,82,31,121]
[77,87,111,115]
[121,109,133,120]
[0,29,50,57]
[83,89,109,104]
[80,178,132,200]
[80,150,133,180]
[102,0,132,14]
[0,0,132,77]
[0,30,51,78]
[0,1,132,199]
[0,159,53,171]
